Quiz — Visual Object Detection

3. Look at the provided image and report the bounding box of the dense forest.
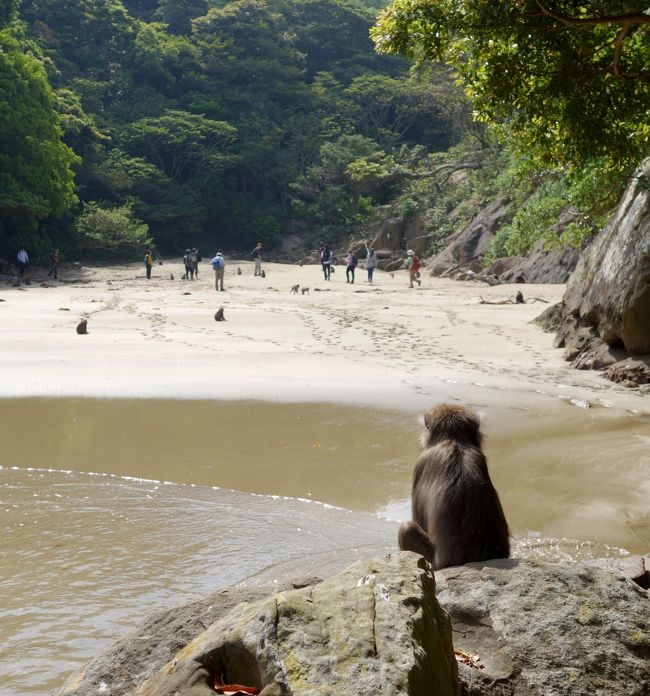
[1,0,649,264]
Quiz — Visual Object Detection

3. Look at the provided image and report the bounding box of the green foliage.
[74,200,152,256]
[372,0,650,173]
[0,29,78,246]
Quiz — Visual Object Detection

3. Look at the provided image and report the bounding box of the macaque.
[301,287,310,295]
[398,404,510,570]
[76,319,88,334]
[291,284,300,294]
[214,307,226,322]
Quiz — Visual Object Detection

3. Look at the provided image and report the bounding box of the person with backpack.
[345,249,358,284]
[404,249,422,288]
[144,249,154,279]
[211,251,226,291]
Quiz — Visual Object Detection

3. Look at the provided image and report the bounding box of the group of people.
[320,242,421,287]
[13,247,59,281]
[182,248,200,280]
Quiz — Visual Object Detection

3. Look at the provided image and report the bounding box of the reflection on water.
[0,398,648,695]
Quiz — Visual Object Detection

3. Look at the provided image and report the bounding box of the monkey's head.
[421,404,482,448]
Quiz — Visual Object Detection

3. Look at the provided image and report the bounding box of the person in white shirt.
[17,248,28,277]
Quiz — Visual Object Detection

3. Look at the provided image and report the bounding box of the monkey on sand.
[76,319,88,334]
[290,284,299,294]
[301,287,310,295]
[214,307,226,321]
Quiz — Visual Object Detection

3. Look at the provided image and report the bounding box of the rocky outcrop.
[56,553,650,696]
[554,159,650,384]
[437,558,649,696]
[57,553,458,696]
[428,197,512,275]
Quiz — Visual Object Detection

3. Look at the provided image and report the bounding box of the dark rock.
[532,302,563,333]
[603,356,650,385]
[428,197,511,276]
[369,218,404,251]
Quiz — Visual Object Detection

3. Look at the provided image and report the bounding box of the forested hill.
[1,0,471,260]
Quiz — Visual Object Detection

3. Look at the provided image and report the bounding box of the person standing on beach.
[144,249,154,279]
[183,249,192,279]
[191,248,199,279]
[364,243,377,284]
[16,248,28,277]
[211,251,226,291]
[345,249,357,284]
[404,249,422,288]
[48,248,60,280]
[251,243,263,276]
[321,244,332,280]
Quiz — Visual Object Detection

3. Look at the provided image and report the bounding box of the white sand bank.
[1,260,647,415]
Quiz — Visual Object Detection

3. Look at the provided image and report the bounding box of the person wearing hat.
[211,251,226,291]
[404,249,421,288]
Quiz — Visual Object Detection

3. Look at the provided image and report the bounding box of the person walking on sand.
[320,243,332,280]
[16,247,28,277]
[48,248,60,280]
[211,251,226,291]
[251,243,263,276]
[404,249,422,288]
[191,248,200,279]
[345,249,358,284]
[364,242,377,284]
[144,249,154,279]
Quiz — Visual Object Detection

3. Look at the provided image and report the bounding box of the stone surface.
[558,159,650,355]
[134,553,458,696]
[428,197,511,276]
[436,558,650,696]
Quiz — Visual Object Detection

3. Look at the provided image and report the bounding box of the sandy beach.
[0,259,647,415]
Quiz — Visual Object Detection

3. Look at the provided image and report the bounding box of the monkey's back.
[412,440,510,569]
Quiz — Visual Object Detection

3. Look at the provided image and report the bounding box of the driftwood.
[479,295,550,305]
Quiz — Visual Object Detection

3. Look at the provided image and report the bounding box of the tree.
[0,30,78,244]
[74,200,152,256]
[372,0,650,171]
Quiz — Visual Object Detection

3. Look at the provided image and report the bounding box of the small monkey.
[291,284,300,294]
[237,267,242,275]
[390,273,395,279]
[170,273,174,281]
[301,287,310,295]
[515,291,525,304]
[398,404,510,570]
[261,269,266,278]
[76,319,88,334]
[214,307,226,321]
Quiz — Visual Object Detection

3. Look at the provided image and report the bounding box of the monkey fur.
[398,404,510,569]
[76,319,88,334]
[237,267,242,275]
[214,307,226,322]
[301,287,310,295]
[291,284,300,294]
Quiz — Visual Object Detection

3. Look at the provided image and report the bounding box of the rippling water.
[0,398,648,695]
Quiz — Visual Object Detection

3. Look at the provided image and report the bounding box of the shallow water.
[0,398,648,695]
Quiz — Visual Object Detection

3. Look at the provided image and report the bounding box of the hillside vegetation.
[1,0,647,264]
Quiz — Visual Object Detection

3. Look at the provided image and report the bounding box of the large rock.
[437,558,650,696]
[370,218,404,251]
[59,554,458,696]
[557,160,650,355]
[428,197,511,276]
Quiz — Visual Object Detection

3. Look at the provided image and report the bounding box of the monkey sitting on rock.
[76,319,88,334]
[214,307,226,322]
[398,404,510,569]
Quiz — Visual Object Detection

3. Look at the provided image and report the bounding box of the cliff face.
[554,159,650,384]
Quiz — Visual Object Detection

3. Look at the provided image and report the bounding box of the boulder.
[59,554,458,696]
[428,197,511,276]
[558,159,650,355]
[370,218,403,251]
[403,219,427,242]
[436,558,650,696]
[407,235,429,257]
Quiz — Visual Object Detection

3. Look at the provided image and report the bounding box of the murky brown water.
[0,398,648,695]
